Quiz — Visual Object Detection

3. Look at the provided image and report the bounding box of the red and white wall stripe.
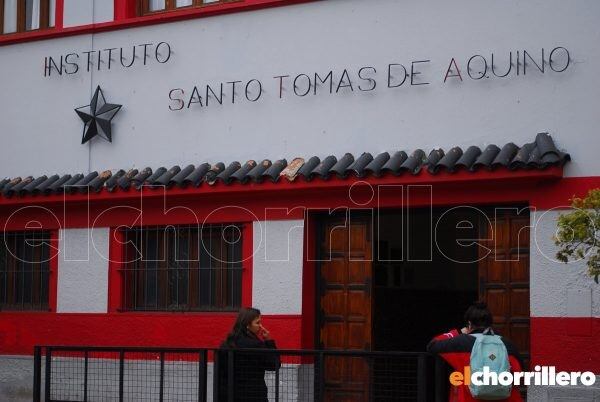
[530,209,600,373]
[0,173,598,362]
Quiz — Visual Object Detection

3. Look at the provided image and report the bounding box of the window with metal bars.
[121,224,243,312]
[0,231,51,311]
[139,0,232,15]
[0,0,54,35]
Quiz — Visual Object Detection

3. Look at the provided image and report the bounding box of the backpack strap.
[469,328,495,340]
[482,327,495,335]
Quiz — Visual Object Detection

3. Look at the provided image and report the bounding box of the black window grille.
[0,231,51,311]
[121,224,243,312]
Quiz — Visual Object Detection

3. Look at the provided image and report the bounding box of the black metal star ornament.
[75,86,122,144]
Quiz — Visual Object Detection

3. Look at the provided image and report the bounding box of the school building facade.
[0,0,599,400]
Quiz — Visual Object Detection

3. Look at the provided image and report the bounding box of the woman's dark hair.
[222,307,261,348]
[464,301,493,329]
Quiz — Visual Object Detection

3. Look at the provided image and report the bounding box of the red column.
[55,0,64,29]
[241,223,253,308]
[114,0,137,21]
[48,229,60,311]
[107,227,124,312]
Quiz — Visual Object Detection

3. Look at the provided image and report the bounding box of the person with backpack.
[217,307,281,401]
[426,302,525,402]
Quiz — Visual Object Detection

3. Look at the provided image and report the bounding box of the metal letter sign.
[75,86,122,144]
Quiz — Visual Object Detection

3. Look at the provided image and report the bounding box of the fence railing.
[33,345,449,402]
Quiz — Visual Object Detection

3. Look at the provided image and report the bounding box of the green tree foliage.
[555,189,600,283]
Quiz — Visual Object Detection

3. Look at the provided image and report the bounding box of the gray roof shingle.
[0,133,570,198]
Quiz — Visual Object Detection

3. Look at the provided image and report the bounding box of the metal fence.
[33,346,448,402]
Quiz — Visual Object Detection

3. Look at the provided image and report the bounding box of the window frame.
[114,223,248,313]
[0,229,58,312]
[138,0,237,16]
[0,0,313,46]
[0,0,51,35]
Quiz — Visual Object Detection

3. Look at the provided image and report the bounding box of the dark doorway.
[315,206,530,400]
[373,207,479,352]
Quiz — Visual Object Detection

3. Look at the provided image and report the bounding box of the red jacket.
[427,329,524,402]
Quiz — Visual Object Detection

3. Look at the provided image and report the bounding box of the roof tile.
[48,174,73,194]
[1,133,570,198]
[105,170,126,192]
[182,164,210,187]
[205,163,225,185]
[330,153,354,178]
[492,143,519,168]
[474,144,501,170]
[364,152,390,177]
[33,174,60,194]
[144,167,167,187]
[381,151,408,175]
[310,155,337,181]
[296,156,320,180]
[347,153,373,178]
[246,160,271,183]
[281,158,305,182]
[436,147,464,173]
[455,146,482,171]
[230,161,257,184]
[262,159,287,182]
[401,149,425,174]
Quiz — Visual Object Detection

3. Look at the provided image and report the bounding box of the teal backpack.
[469,329,512,400]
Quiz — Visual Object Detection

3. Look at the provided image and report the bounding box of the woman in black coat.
[218,307,280,402]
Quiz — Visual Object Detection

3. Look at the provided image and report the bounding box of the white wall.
[252,220,304,315]
[1,0,599,178]
[530,210,600,318]
[63,0,114,28]
[57,228,110,313]
[528,378,600,401]
[0,34,93,177]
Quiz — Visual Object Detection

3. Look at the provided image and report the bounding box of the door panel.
[319,216,372,401]
[479,210,530,369]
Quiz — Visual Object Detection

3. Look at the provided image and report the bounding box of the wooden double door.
[317,209,530,401]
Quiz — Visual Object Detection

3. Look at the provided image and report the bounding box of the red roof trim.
[0,166,564,206]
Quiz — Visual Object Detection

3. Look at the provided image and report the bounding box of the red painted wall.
[531,317,600,373]
[0,313,301,355]
[1,172,600,374]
